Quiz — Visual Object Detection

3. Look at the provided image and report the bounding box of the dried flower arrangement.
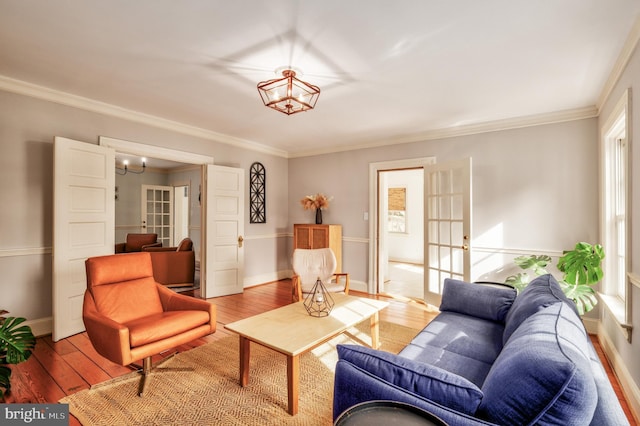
[300,193,332,210]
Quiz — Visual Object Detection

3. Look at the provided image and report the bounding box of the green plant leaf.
[560,282,598,315]
[557,242,605,285]
[513,255,551,274]
[505,272,530,292]
[0,317,35,365]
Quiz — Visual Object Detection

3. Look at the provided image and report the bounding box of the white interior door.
[424,158,472,306]
[142,184,174,247]
[202,164,245,298]
[53,137,114,341]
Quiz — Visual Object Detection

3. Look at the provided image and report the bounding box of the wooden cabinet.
[293,224,342,272]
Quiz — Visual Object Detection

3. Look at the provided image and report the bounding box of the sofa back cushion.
[478,303,597,425]
[337,344,484,415]
[440,278,517,322]
[503,274,577,344]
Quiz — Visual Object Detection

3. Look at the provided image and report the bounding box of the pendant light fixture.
[257,69,320,115]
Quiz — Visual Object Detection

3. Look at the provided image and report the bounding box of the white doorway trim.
[99,137,214,165]
[368,157,436,294]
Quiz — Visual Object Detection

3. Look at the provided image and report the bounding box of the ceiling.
[1,1,639,158]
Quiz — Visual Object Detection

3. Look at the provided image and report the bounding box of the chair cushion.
[479,303,597,425]
[503,274,577,344]
[440,278,516,323]
[337,344,484,415]
[126,310,210,347]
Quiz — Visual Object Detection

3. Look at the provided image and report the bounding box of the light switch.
[363,212,369,221]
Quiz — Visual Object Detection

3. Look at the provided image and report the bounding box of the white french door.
[423,158,472,306]
[142,184,174,247]
[53,137,114,341]
[202,164,245,298]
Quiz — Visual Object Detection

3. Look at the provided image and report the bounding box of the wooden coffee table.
[224,293,389,415]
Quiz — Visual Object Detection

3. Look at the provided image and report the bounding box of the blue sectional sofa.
[333,274,629,425]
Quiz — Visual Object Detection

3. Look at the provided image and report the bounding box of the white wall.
[0,89,290,322]
[288,118,598,289]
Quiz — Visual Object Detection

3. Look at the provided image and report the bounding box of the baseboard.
[598,324,640,423]
[23,316,52,337]
[583,317,599,334]
[243,270,291,288]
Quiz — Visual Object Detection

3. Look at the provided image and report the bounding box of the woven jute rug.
[60,320,420,426]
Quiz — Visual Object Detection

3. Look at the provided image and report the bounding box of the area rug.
[60,321,420,426]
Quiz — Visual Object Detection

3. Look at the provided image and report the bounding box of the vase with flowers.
[300,193,332,224]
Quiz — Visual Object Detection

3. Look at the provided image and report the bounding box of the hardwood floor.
[4,279,635,425]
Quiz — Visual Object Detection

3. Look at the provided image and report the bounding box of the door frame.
[368,157,435,294]
[99,136,214,295]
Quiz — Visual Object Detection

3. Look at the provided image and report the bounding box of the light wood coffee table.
[224,293,389,415]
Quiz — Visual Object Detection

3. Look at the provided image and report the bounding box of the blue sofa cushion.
[440,278,517,322]
[503,274,576,344]
[337,344,484,415]
[479,303,597,425]
[399,312,504,387]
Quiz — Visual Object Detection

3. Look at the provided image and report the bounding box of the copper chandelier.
[257,69,320,115]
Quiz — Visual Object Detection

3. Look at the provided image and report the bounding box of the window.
[388,187,406,233]
[600,88,632,338]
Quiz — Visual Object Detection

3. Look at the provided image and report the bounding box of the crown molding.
[288,106,598,158]
[597,15,640,111]
[0,75,288,158]
[0,74,600,160]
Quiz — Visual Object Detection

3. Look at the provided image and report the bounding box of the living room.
[1,1,640,424]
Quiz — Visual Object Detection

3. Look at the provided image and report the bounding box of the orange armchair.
[143,238,196,287]
[115,233,161,253]
[83,252,216,395]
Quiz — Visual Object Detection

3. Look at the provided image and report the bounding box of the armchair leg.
[138,356,152,396]
[134,352,193,397]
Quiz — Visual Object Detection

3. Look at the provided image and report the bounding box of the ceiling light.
[257,69,320,115]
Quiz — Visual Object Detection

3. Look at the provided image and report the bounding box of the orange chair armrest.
[156,285,216,332]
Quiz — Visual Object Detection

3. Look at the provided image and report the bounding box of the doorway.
[378,168,425,301]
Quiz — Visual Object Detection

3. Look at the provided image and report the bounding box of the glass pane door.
[142,184,173,247]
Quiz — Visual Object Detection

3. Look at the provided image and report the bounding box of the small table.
[224,294,389,415]
[335,401,448,425]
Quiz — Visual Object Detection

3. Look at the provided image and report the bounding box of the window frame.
[599,88,633,341]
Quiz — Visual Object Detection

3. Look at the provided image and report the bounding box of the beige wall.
[0,89,290,321]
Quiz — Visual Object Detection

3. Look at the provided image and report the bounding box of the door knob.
[238,236,244,248]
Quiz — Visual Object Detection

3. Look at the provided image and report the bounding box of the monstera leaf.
[0,315,35,399]
[557,242,605,285]
[559,280,599,316]
[513,255,551,276]
[505,243,605,315]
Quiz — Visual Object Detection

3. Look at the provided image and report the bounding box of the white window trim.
[599,88,632,342]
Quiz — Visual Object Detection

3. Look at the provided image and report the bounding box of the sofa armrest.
[114,242,126,253]
[440,278,516,322]
[334,360,498,426]
[82,292,131,365]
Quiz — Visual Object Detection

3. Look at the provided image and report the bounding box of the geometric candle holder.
[303,277,335,317]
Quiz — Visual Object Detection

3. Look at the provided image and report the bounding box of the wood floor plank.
[32,336,90,395]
